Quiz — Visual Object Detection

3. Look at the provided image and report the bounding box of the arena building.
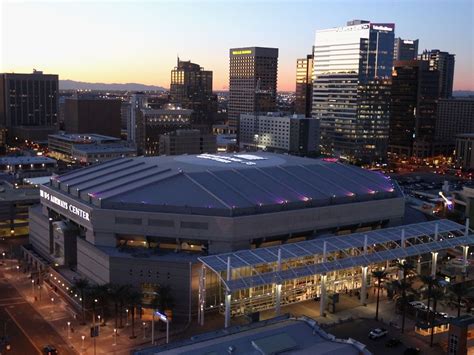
[28,152,405,319]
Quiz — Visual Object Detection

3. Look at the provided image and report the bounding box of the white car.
[369,328,388,339]
[409,301,427,310]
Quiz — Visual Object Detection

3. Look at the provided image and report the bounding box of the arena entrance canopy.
[198,219,474,328]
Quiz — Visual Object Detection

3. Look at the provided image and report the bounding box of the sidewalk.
[3,260,175,355]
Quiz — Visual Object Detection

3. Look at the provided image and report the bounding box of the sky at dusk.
[1,0,473,91]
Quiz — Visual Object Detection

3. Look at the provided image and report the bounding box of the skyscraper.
[228,47,278,131]
[170,59,216,131]
[419,49,455,98]
[393,38,419,61]
[295,54,314,117]
[312,20,395,163]
[388,60,440,157]
[0,70,58,142]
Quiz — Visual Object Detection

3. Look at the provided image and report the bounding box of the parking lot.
[327,318,445,355]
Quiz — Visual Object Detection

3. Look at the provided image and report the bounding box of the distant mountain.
[453,90,474,97]
[59,79,167,92]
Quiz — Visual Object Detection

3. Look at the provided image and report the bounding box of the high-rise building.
[388,60,440,157]
[170,59,216,131]
[239,112,319,156]
[228,47,278,131]
[0,70,58,142]
[64,97,121,138]
[295,55,314,117]
[436,98,474,144]
[419,49,455,98]
[393,38,419,61]
[312,20,395,163]
[158,129,217,156]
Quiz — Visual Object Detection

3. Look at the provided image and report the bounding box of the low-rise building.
[48,133,135,164]
[0,180,39,237]
[134,315,370,355]
[0,156,57,179]
[240,113,319,156]
[158,129,216,156]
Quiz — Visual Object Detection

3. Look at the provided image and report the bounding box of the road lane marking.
[4,307,42,355]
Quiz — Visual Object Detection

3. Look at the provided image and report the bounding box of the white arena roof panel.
[49,153,401,217]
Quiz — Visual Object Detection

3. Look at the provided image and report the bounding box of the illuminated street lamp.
[125,309,129,326]
[113,328,117,346]
[67,321,71,339]
[81,335,85,349]
[31,279,35,296]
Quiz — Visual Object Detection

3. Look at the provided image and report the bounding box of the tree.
[107,284,128,330]
[71,278,90,325]
[157,285,175,312]
[447,282,474,317]
[372,270,387,321]
[430,287,445,347]
[419,275,439,313]
[125,289,143,339]
[396,261,415,333]
[88,284,110,325]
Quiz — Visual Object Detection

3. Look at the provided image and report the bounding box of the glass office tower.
[312,20,395,163]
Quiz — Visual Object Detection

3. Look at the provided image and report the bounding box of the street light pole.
[67,321,71,339]
[151,310,155,345]
[142,322,146,340]
[81,335,85,350]
[113,328,117,346]
[31,279,35,298]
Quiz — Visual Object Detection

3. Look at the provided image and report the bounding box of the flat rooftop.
[72,144,136,154]
[48,133,121,143]
[134,315,368,355]
[49,152,400,217]
[0,156,57,165]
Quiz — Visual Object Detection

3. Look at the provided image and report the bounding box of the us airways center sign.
[40,189,90,221]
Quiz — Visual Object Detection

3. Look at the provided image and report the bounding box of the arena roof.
[49,153,401,216]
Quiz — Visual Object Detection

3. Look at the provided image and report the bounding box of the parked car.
[409,301,427,310]
[368,328,388,339]
[404,347,421,355]
[385,338,402,347]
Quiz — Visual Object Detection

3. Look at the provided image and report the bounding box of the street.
[0,265,74,354]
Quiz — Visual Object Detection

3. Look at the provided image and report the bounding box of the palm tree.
[125,289,142,339]
[372,270,387,321]
[430,287,445,347]
[108,284,127,330]
[71,278,90,325]
[118,284,132,328]
[88,284,110,325]
[397,261,415,333]
[157,285,175,313]
[419,275,439,313]
[447,282,474,317]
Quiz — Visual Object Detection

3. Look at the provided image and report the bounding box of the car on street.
[404,347,421,355]
[409,301,427,310]
[437,311,449,318]
[368,328,388,339]
[385,337,402,347]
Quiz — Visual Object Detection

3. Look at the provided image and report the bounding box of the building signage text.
[40,190,90,221]
[232,50,252,55]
